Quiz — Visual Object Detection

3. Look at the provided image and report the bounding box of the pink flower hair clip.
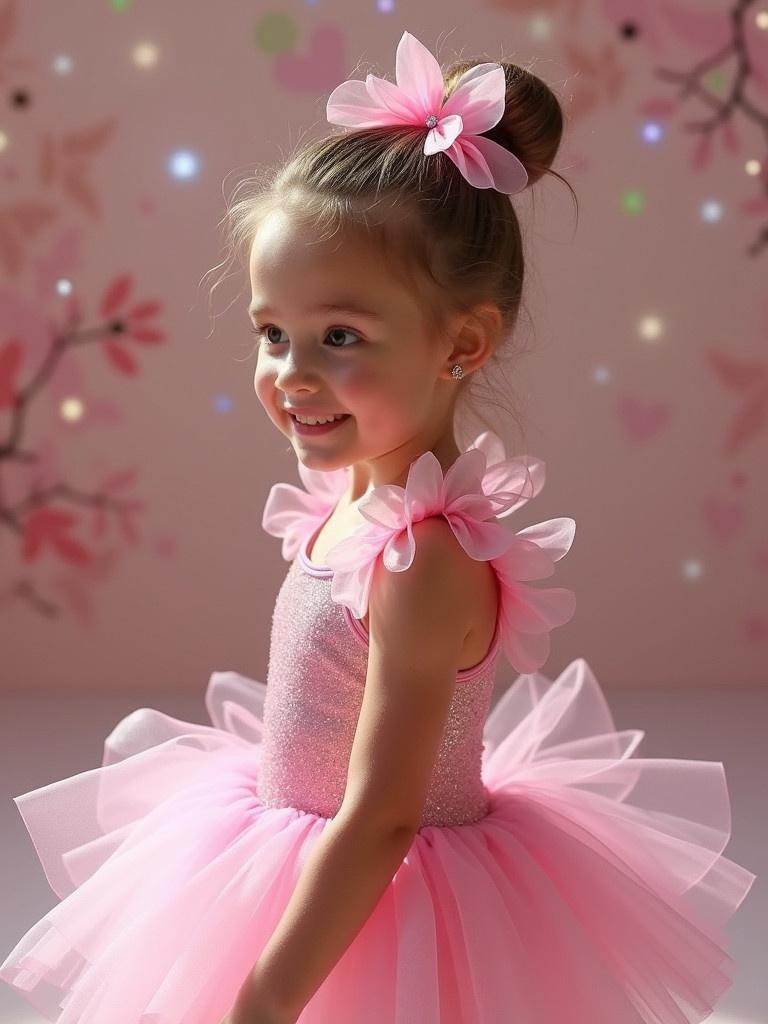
[326,30,529,195]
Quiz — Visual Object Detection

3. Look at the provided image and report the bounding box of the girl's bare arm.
[239,518,474,1020]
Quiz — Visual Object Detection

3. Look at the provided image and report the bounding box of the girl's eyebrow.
[248,302,384,322]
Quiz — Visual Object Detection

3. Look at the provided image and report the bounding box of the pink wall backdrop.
[1,0,767,692]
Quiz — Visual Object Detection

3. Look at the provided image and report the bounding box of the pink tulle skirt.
[0,658,756,1024]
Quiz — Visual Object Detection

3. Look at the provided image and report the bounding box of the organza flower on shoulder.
[261,461,349,562]
[324,436,576,674]
[263,431,577,674]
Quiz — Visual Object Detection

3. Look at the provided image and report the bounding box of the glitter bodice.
[256,533,501,827]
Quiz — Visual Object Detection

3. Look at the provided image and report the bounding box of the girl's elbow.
[335,798,421,843]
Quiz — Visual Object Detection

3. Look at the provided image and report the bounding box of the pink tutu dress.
[0,430,756,1024]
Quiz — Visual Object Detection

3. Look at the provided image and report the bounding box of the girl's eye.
[249,324,360,348]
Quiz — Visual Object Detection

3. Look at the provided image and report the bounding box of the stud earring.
[450,364,464,380]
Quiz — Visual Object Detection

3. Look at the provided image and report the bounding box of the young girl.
[1,30,756,1024]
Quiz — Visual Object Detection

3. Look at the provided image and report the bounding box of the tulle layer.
[0,659,755,1024]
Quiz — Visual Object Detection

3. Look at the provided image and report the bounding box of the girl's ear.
[446,302,503,376]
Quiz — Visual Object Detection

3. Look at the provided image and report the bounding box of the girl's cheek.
[253,357,269,392]
[335,364,378,399]
[253,368,275,413]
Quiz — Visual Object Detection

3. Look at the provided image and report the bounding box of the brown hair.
[206,52,576,453]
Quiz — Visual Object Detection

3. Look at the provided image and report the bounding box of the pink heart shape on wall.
[618,395,672,443]
[274,25,346,93]
[700,495,745,543]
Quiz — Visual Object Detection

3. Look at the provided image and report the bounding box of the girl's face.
[250,208,456,479]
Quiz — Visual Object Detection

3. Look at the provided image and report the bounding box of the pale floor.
[1,683,766,1023]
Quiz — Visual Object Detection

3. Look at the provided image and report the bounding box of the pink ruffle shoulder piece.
[265,429,578,674]
[261,459,349,562]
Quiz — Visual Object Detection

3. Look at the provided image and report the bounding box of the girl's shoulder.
[262,430,578,674]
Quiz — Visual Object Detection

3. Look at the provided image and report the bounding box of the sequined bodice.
[256,535,501,828]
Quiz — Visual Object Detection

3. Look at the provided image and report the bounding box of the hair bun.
[443,59,565,189]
